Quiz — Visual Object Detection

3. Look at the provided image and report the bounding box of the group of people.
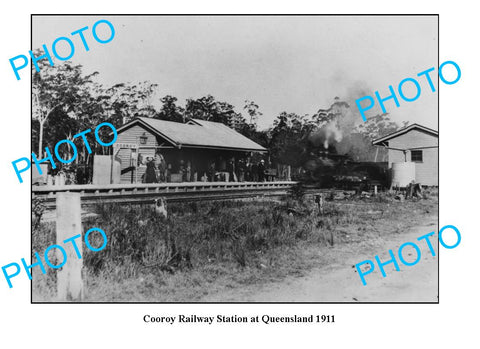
[142,153,270,184]
[208,158,268,182]
[143,153,195,183]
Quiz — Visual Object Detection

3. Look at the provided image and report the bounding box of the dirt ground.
[201,221,438,303]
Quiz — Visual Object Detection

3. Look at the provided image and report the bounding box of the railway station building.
[113,117,267,184]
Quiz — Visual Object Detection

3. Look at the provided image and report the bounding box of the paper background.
[0,1,477,347]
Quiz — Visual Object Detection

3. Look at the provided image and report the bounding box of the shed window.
[411,150,423,162]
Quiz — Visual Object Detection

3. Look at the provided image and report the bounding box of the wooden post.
[110,146,114,184]
[56,192,83,301]
[315,193,324,215]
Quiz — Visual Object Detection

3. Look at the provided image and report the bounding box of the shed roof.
[372,123,438,146]
[116,117,267,152]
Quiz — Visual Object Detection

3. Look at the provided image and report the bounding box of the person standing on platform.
[245,161,251,181]
[227,158,235,182]
[258,159,266,182]
[208,161,216,182]
[155,152,166,182]
[145,158,158,183]
[179,160,186,182]
[238,159,245,182]
[252,161,258,182]
[166,163,172,182]
[186,161,192,182]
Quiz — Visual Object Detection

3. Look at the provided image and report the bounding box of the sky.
[32,15,438,131]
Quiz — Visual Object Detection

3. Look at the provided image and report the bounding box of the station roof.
[116,117,267,152]
[372,123,438,146]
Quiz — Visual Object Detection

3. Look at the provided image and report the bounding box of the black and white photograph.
[5,0,480,347]
[30,15,439,303]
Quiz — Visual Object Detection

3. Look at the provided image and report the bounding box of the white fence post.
[56,192,84,301]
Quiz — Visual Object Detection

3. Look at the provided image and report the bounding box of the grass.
[32,189,438,302]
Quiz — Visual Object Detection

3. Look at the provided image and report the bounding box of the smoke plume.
[306,78,382,162]
[309,121,343,150]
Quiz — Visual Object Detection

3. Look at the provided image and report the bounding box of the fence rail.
[33,181,298,209]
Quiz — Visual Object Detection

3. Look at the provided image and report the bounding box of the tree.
[32,54,162,166]
[185,95,217,121]
[32,53,99,156]
[156,95,185,123]
[268,112,314,167]
[103,81,158,124]
[243,100,263,125]
[355,113,409,161]
[356,113,408,139]
[185,95,239,127]
[312,96,350,128]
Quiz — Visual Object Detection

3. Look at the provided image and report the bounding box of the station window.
[411,150,423,162]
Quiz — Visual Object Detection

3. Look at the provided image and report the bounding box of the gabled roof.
[116,117,267,152]
[372,123,438,146]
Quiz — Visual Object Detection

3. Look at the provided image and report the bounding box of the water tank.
[391,162,416,187]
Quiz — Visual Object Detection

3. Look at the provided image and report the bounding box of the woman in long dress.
[145,158,158,183]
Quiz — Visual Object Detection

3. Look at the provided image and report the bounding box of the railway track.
[33,181,300,209]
